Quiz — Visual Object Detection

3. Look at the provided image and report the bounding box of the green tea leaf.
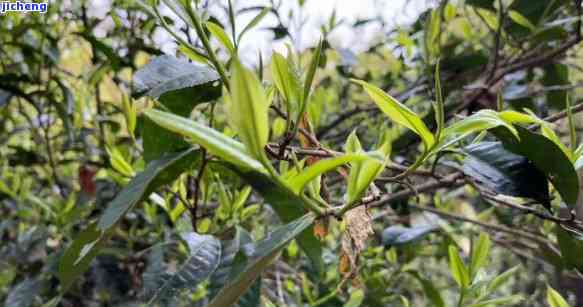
[448,245,470,288]
[144,109,266,173]
[491,126,579,205]
[286,154,369,194]
[228,60,271,162]
[352,79,435,148]
[547,285,569,307]
[470,232,491,278]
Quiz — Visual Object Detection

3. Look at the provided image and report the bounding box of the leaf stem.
[185,1,230,89]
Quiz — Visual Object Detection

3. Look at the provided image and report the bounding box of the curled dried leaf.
[339,206,373,277]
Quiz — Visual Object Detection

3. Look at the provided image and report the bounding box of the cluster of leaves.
[2,0,583,306]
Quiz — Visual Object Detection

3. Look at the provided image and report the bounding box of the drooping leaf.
[491,126,579,205]
[148,233,221,304]
[207,214,315,307]
[144,109,267,173]
[229,167,323,271]
[351,79,435,148]
[462,142,549,204]
[4,278,41,307]
[448,245,470,289]
[133,55,221,162]
[382,225,438,246]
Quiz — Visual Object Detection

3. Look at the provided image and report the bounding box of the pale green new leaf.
[229,60,271,162]
[352,79,435,148]
[547,285,569,307]
[443,109,518,140]
[238,7,271,44]
[470,232,491,278]
[206,22,235,54]
[144,109,266,173]
[509,10,536,31]
[272,52,301,109]
[448,245,470,288]
[286,154,369,194]
[345,131,390,205]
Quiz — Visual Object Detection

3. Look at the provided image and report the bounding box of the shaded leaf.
[59,149,198,291]
[5,278,41,307]
[408,271,445,307]
[462,142,549,204]
[229,167,323,271]
[491,126,579,205]
[98,148,199,230]
[382,225,438,246]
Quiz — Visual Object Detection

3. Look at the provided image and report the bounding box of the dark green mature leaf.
[207,214,315,307]
[556,226,583,272]
[4,278,41,307]
[134,55,221,162]
[209,228,261,307]
[58,223,104,291]
[134,55,220,100]
[0,89,13,107]
[232,168,323,271]
[462,142,549,204]
[543,64,569,109]
[148,233,221,305]
[491,126,579,205]
[466,0,494,10]
[382,225,438,246]
[59,149,198,291]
